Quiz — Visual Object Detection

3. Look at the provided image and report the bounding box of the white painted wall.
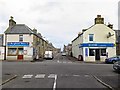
[6,34,34,60]
[72,34,83,59]
[72,24,116,62]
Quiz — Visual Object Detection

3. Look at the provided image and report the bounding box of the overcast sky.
[0,0,119,49]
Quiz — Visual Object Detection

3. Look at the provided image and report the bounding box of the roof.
[0,34,3,46]
[5,24,33,34]
[72,24,114,43]
[4,24,48,43]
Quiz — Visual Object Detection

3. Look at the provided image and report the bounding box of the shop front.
[7,42,30,60]
[80,43,115,62]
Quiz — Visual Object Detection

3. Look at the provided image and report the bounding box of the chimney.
[95,15,104,24]
[107,23,113,29]
[32,28,37,34]
[78,32,82,36]
[9,16,16,27]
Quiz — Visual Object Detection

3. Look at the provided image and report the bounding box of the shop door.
[95,49,100,60]
[17,48,23,60]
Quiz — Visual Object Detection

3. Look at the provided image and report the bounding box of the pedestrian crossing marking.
[22,75,33,79]
[48,74,56,78]
[35,74,45,79]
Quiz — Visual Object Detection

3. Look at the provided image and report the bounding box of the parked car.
[44,51,54,59]
[105,56,120,64]
[113,61,120,73]
[62,52,66,56]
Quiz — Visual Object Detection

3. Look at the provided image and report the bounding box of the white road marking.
[84,75,89,77]
[22,75,33,79]
[35,74,45,79]
[73,75,80,77]
[48,74,56,78]
[63,62,66,63]
[53,75,57,90]
[68,62,72,63]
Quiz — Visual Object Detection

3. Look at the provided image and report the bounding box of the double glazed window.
[19,35,23,41]
[89,48,106,56]
[89,34,94,41]
[8,48,23,56]
[89,49,95,56]
[8,48,17,55]
[101,49,106,56]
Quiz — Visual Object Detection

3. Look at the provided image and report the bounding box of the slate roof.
[5,24,33,34]
[4,24,47,42]
[0,34,3,46]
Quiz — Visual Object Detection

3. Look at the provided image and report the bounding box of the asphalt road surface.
[1,53,120,90]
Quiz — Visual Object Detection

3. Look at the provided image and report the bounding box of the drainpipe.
[4,34,7,60]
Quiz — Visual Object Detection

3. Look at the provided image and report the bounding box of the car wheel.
[112,60,116,64]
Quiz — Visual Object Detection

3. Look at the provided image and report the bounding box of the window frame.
[19,35,23,42]
[89,49,95,56]
[89,34,94,41]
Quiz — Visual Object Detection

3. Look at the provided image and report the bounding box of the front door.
[17,48,23,60]
[95,49,100,60]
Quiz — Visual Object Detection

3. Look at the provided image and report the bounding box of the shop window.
[19,35,23,41]
[101,49,106,56]
[8,48,17,55]
[89,49,94,56]
[18,48,23,55]
[89,34,94,41]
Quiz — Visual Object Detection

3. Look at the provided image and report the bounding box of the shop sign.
[80,43,114,47]
[7,42,29,47]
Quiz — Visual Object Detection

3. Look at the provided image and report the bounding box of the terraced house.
[72,15,116,62]
[4,16,53,61]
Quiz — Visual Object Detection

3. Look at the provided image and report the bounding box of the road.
[1,53,120,90]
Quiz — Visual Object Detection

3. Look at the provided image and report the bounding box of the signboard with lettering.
[79,43,114,48]
[7,42,29,47]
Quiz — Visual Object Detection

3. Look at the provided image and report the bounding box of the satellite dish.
[107,32,114,38]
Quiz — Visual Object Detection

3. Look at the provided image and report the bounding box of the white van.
[44,51,54,59]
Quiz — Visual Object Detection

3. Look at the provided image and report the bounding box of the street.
[1,53,120,90]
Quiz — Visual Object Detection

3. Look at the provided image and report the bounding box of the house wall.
[6,34,34,60]
[82,24,116,62]
[72,35,83,59]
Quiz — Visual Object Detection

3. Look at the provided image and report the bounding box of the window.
[8,48,17,55]
[19,35,23,41]
[89,49,94,56]
[101,49,106,56]
[89,34,94,41]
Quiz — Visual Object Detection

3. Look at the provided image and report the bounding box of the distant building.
[66,44,72,56]
[72,15,116,62]
[0,34,4,60]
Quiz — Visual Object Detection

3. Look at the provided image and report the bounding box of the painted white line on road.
[53,75,57,90]
[73,75,80,77]
[22,75,33,79]
[35,74,45,79]
[84,75,89,77]
[48,74,56,78]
